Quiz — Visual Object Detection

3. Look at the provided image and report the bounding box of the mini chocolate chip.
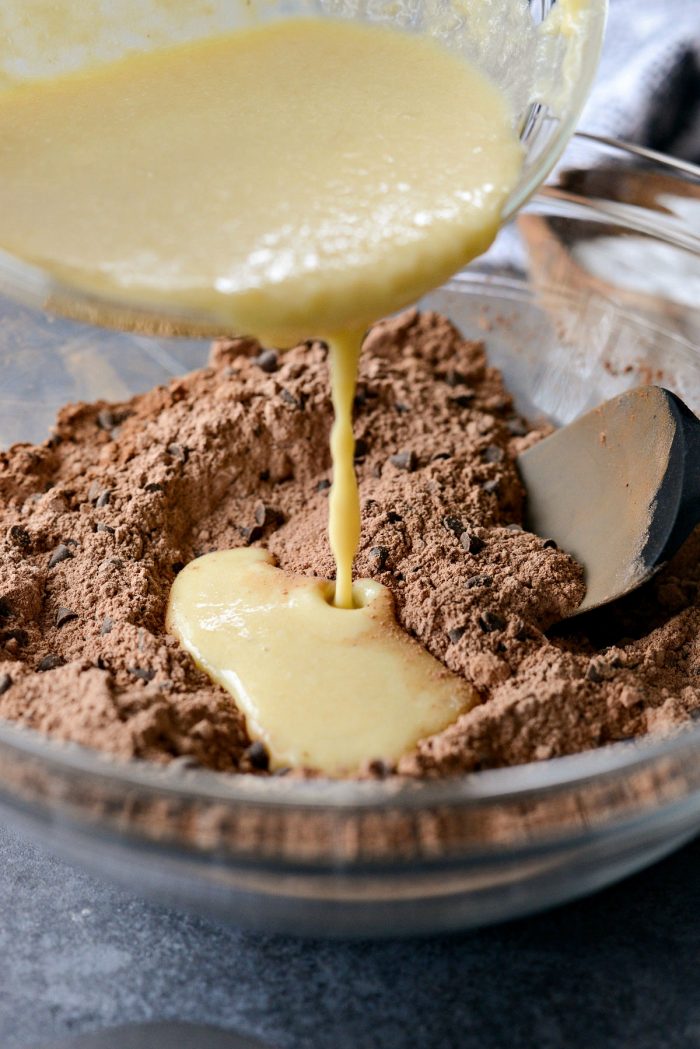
[460,531,485,554]
[479,611,506,632]
[389,450,416,472]
[2,628,27,647]
[37,654,65,672]
[482,444,505,463]
[100,616,113,635]
[245,741,270,770]
[367,758,392,779]
[316,479,331,492]
[387,510,402,524]
[95,523,115,534]
[96,408,116,431]
[448,625,466,643]
[482,478,500,495]
[254,501,267,527]
[585,661,604,683]
[108,558,124,568]
[507,417,528,437]
[8,525,31,551]
[395,402,411,414]
[0,673,11,695]
[129,666,155,682]
[450,393,475,408]
[354,438,368,460]
[48,544,73,568]
[370,546,389,571]
[543,538,558,550]
[144,483,164,494]
[508,617,528,641]
[240,524,263,545]
[444,370,469,388]
[171,562,185,575]
[280,388,301,409]
[167,443,189,463]
[443,516,464,538]
[253,349,279,373]
[55,606,78,628]
[259,470,270,482]
[431,452,451,461]
[96,489,111,508]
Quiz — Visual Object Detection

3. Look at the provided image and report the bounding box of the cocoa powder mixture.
[0,308,698,778]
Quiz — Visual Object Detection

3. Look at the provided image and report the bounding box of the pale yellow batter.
[327,332,364,610]
[0,18,521,344]
[0,19,524,772]
[167,549,479,774]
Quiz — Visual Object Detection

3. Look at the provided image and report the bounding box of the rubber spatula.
[517,386,700,615]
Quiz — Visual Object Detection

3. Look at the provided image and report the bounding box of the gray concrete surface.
[1,824,699,1049]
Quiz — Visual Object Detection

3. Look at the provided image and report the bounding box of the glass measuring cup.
[0,0,606,336]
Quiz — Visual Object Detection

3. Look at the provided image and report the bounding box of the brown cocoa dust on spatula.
[0,310,698,778]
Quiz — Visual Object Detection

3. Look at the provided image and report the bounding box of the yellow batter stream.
[0,18,523,772]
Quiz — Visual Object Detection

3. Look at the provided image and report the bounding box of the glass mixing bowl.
[0,0,605,336]
[0,135,699,937]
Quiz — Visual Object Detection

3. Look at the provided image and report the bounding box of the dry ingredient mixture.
[0,309,699,778]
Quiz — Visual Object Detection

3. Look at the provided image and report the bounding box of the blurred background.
[581,0,699,162]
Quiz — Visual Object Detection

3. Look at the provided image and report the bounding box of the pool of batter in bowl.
[0,308,699,779]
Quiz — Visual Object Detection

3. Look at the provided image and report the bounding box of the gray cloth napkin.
[579,0,700,162]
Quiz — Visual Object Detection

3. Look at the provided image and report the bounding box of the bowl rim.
[0,705,699,813]
[571,131,700,180]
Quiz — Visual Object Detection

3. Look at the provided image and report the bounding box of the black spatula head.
[517,386,700,615]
